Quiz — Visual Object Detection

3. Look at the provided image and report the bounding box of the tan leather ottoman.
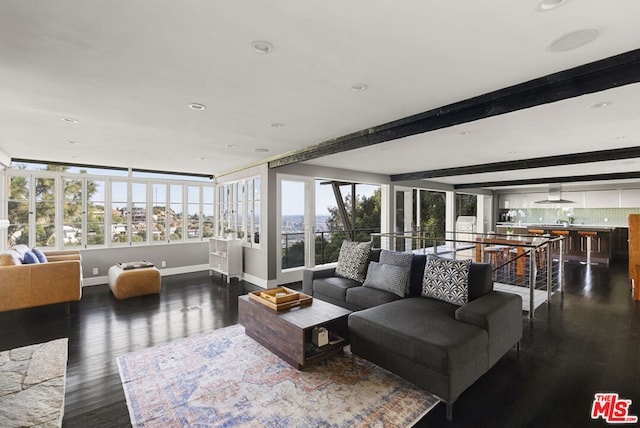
[108,263,161,300]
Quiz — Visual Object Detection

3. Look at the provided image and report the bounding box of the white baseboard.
[81,264,281,290]
[82,264,210,287]
[240,273,275,289]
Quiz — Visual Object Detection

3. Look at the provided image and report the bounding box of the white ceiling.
[1,1,639,188]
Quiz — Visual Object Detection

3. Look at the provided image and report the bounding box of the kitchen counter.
[495,224,627,265]
[495,222,621,230]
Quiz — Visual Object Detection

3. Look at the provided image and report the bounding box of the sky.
[280,180,379,216]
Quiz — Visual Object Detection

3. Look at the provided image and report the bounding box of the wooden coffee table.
[238,294,351,370]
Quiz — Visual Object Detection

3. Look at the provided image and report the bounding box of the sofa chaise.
[303,242,523,420]
[0,245,83,313]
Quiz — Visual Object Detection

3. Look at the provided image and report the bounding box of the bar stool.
[484,245,504,266]
[528,230,547,270]
[551,230,570,261]
[578,231,598,265]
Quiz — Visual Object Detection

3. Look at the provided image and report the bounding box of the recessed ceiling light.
[546,28,599,53]
[590,101,612,109]
[225,144,236,149]
[459,131,471,136]
[67,140,80,145]
[270,122,284,128]
[254,148,269,153]
[351,83,368,92]
[199,157,207,161]
[188,103,206,111]
[251,40,274,54]
[61,117,79,123]
[537,0,567,11]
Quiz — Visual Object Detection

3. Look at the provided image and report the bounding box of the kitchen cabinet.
[523,193,547,208]
[561,191,585,208]
[498,194,524,209]
[584,190,620,208]
[620,189,640,208]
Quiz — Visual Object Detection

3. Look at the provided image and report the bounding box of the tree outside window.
[152,183,167,241]
[7,175,29,247]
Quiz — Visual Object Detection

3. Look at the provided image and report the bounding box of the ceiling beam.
[454,171,640,190]
[390,146,640,182]
[268,48,640,170]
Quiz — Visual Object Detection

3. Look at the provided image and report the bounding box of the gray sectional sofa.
[302,247,523,421]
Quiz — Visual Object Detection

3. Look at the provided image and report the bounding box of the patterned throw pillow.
[335,241,372,283]
[422,255,472,305]
[379,250,414,295]
[362,261,410,297]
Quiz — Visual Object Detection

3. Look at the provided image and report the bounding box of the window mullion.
[82,178,87,249]
[29,173,35,249]
[127,181,132,245]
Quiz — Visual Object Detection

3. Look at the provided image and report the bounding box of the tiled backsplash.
[502,208,640,227]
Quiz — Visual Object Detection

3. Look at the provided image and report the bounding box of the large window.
[111,181,128,245]
[7,176,30,246]
[87,180,105,246]
[202,187,214,239]
[169,184,183,241]
[35,177,56,247]
[215,177,261,247]
[216,182,242,238]
[152,183,167,241]
[131,182,147,243]
[456,193,477,217]
[247,178,260,245]
[314,180,381,265]
[3,162,214,250]
[416,189,446,243]
[187,186,201,239]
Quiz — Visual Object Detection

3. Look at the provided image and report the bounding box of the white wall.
[80,241,209,286]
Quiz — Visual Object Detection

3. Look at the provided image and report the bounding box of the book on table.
[118,261,155,270]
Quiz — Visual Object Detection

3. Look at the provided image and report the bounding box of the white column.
[445,191,456,242]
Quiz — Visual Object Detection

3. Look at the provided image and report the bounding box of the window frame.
[3,166,215,250]
[215,176,261,249]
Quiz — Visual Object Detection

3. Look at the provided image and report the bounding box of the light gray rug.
[0,338,68,428]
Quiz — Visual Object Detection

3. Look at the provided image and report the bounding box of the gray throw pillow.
[363,261,410,297]
[422,255,472,305]
[379,250,414,295]
[335,241,373,283]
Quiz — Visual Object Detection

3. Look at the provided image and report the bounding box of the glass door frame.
[276,174,315,284]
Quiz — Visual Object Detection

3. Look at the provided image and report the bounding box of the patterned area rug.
[117,324,439,427]
[0,338,68,428]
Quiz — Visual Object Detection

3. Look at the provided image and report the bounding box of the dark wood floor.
[1,263,638,427]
